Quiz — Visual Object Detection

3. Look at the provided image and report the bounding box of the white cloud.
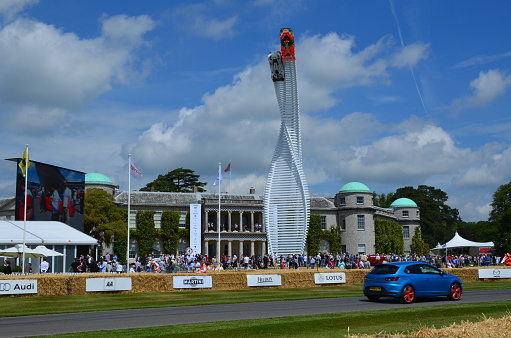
[0,15,156,133]
[0,0,38,21]
[452,69,511,112]
[391,43,429,68]
[467,69,511,106]
[171,3,238,40]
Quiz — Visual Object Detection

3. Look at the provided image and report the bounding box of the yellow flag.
[18,147,30,177]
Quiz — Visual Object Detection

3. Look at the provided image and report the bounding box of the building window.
[357,244,366,254]
[321,216,327,230]
[416,210,420,217]
[179,212,187,228]
[341,245,347,253]
[340,197,346,205]
[356,196,364,204]
[357,215,365,230]
[320,239,330,253]
[403,226,410,239]
[402,210,409,218]
[341,218,346,231]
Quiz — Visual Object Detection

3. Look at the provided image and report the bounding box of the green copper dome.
[339,182,371,193]
[390,198,417,208]
[85,173,113,185]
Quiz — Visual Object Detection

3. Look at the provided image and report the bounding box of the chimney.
[249,187,255,194]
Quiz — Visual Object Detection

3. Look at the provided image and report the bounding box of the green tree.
[488,182,511,255]
[410,228,429,256]
[374,219,404,254]
[457,220,493,243]
[132,210,157,256]
[140,168,207,192]
[307,215,342,254]
[393,185,460,248]
[84,188,125,250]
[373,192,394,208]
[160,211,181,255]
[307,214,322,254]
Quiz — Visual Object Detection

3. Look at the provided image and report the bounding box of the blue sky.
[1,0,511,222]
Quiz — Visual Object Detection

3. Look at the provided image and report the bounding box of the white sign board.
[0,279,37,295]
[190,203,202,255]
[173,276,213,289]
[86,278,132,292]
[314,272,346,284]
[478,269,511,279]
[247,274,282,287]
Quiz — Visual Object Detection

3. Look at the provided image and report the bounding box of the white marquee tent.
[0,220,97,273]
[432,231,494,254]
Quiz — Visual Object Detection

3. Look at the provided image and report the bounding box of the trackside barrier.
[0,267,508,297]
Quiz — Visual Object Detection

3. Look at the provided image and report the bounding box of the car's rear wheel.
[448,282,462,301]
[399,285,415,304]
[366,294,380,302]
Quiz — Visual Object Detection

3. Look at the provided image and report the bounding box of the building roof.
[390,198,418,208]
[85,173,113,185]
[339,182,371,193]
[0,221,98,246]
[310,197,336,209]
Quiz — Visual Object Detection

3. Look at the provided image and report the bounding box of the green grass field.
[6,280,511,337]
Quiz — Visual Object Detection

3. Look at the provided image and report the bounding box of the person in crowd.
[70,258,81,273]
[3,259,12,274]
[40,258,49,273]
[99,259,107,273]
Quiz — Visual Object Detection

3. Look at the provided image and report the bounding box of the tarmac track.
[1,289,511,337]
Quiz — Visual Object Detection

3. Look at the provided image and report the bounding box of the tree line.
[84,168,511,261]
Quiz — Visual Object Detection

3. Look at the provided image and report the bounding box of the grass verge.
[41,301,511,337]
[2,280,511,318]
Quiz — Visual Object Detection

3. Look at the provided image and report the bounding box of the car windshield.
[369,264,399,275]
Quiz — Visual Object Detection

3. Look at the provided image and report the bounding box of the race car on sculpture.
[280,28,295,61]
[268,51,285,82]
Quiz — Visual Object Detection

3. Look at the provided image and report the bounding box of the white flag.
[130,162,143,179]
[213,171,222,186]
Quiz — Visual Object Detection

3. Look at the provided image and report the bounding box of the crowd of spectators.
[125,252,511,273]
[12,251,506,275]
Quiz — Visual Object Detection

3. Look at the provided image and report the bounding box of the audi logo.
[0,283,12,292]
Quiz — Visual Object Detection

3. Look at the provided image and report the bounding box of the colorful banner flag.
[130,162,143,179]
[213,171,223,186]
[18,147,30,177]
[223,162,231,172]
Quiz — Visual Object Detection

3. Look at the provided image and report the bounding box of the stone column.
[250,211,255,232]
[261,241,266,256]
[239,241,244,258]
[228,211,232,232]
[250,241,255,257]
[204,241,209,256]
[228,240,232,258]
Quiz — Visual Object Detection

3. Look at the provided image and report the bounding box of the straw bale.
[354,314,511,338]
[1,265,510,296]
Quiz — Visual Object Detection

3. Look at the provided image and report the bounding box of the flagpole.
[22,144,29,274]
[229,160,232,194]
[127,154,132,269]
[217,162,221,271]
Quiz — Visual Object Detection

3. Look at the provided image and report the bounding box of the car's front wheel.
[366,294,380,302]
[448,282,462,301]
[399,285,415,304]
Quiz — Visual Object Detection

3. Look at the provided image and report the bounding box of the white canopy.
[433,231,493,251]
[0,221,97,246]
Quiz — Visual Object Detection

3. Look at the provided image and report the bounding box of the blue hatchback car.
[363,261,462,303]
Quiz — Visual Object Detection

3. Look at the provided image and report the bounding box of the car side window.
[420,264,441,275]
[404,265,422,274]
